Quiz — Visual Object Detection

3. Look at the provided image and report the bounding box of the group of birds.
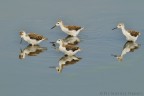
[19,20,141,62]
[19,19,84,73]
[20,20,84,56]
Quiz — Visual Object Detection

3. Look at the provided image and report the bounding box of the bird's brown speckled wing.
[65,44,80,51]
[66,26,81,31]
[127,30,140,37]
[28,33,47,40]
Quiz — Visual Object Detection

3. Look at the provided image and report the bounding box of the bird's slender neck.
[120,26,129,36]
[59,22,65,28]
[121,26,126,32]
[21,33,27,38]
[59,42,65,47]
[22,34,29,41]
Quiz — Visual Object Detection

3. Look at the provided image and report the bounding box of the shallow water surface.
[0,0,144,96]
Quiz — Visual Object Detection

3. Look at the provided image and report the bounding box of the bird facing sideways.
[19,31,48,46]
[51,20,84,36]
[112,23,140,42]
[56,39,81,56]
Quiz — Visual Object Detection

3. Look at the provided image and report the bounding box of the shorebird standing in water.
[112,23,141,42]
[19,31,48,46]
[56,39,81,56]
[51,20,84,36]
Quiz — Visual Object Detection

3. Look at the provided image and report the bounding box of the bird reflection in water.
[62,35,80,45]
[50,35,80,48]
[112,41,140,61]
[19,45,47,59]
[49,55,82,73]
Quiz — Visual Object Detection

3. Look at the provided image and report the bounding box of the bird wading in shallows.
[112,23,141,42]
[56,39,81,56]
[51,20,84,36]
[19,31,48,46]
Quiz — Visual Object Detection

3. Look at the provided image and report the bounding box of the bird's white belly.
[29,39,41,45]
[59,46,66,53]
[124,32,137,42]
[61,28,79,36]
[126,35,137,42]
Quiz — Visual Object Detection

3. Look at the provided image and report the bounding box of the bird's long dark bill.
[50,42,56,47]
[51,25,56,29]
[112,27,117,30]
[20,38,22,44]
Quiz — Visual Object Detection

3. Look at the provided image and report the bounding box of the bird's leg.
[20,38,22,44]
